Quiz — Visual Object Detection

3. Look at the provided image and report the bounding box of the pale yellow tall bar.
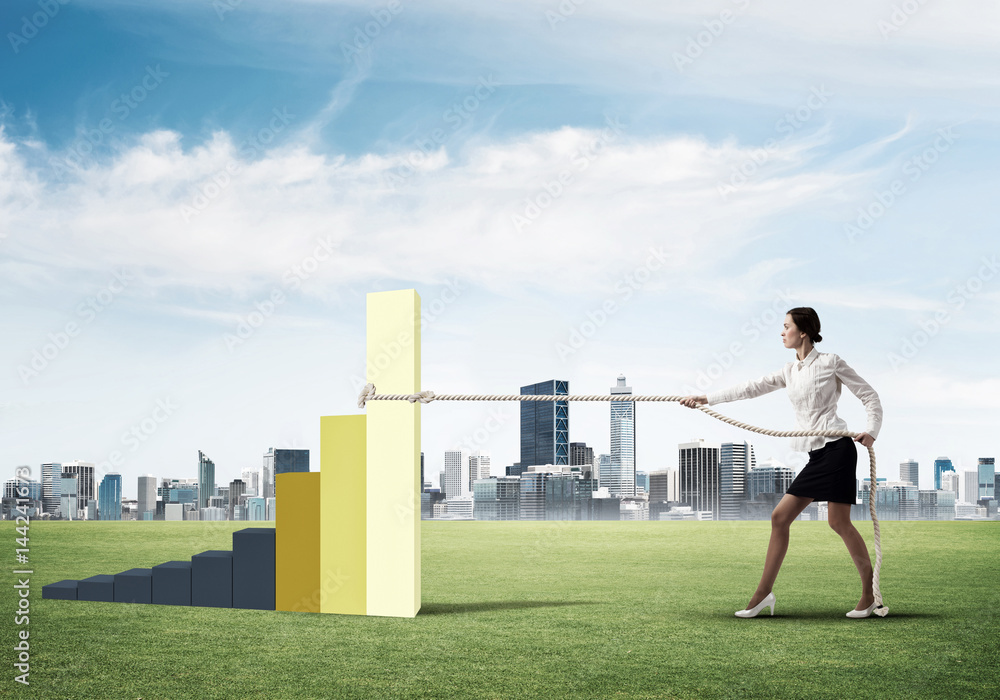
[365,289,421,617]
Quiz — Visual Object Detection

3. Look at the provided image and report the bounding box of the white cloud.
[2,120,882,302]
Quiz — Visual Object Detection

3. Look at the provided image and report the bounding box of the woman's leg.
[828,502,874,610]
[745,494,814,609]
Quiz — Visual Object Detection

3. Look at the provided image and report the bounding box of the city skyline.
[2,2,998,500]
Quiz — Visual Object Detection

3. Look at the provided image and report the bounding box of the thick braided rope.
[357,384,887,616]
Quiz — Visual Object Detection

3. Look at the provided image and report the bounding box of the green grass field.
[2,520,997,699]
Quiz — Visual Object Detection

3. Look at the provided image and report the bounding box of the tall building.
[635,471,649,494]
[597,454,611,488]
[678,439,720,518]
[443,450,470,499]
[608,374,636,497]
[518,379,569,468]
[545,473,596,520]
[473,477,521,520]
[519,471,548,520]
[747,459,796,501]
[41,463,62,514]
[570,442,594,468]
[229,479,246,521]
[59,475,78,520]
[859,481,919,520]
[262,449,275,499]
[933,457,955,490]
[97,473,122,521]
[60,461,96,506]
[959,470,978,504]
[241,467,261,497]
[720,441,755,520]
[4,479,42,501]
[267,448,310,497]
[469,450,491,492]
[940,471,960,495]
[137,475,157,518]
[648,469,678,503]
[918,490,956,520]
[899,459,919,488]
[198,450,215,510]
[978,458,996,501]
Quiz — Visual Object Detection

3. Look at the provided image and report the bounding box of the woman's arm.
[834,354,883,441]
[704,367,787,405]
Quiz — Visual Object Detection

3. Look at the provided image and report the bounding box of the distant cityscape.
[5,376,998,523]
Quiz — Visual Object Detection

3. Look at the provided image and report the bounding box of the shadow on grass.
[419,600,597,615]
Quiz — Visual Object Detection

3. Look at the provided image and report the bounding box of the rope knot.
[408,390,436,404]
[357,382,376,409]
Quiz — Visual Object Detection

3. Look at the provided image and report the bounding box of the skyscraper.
[678,439,721,518]
[608,375,636,497]
[60,461,96,507]
[899,459,919,488]
[720,441,755,520]
[747,459,796,500]
[267,448,309,497]
[933,457,954,490]
[198,450,215,510]
[959,470,978,504]
[443,449,470,499]
[597,454,611,488]
[469,450,491,492]
[518,379,569,468]
[229,479,246,521]
[137,475,157,518]
[41,463,62,514]
[97,473,122,521]
[241,467,260,497]
[59,475,78,520]
[570,442,594,468]
[262,449,275,499]
[977,458,995,501]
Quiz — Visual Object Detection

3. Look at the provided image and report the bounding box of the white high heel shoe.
[735,592,775,618]
[846,601,877,618]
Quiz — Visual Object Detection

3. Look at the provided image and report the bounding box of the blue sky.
[2,0,998,498]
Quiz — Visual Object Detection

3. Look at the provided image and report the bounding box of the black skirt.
[785,436,858,505]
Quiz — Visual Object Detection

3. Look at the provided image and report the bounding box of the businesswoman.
[680,307,883,619]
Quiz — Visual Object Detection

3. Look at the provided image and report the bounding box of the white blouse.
[704,346,883,453]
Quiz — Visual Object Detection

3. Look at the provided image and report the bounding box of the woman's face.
[782,314,805,349]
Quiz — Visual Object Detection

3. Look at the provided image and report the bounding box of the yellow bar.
[320,414,367,615]
[275,472,321,613]
[366,289,421,617]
